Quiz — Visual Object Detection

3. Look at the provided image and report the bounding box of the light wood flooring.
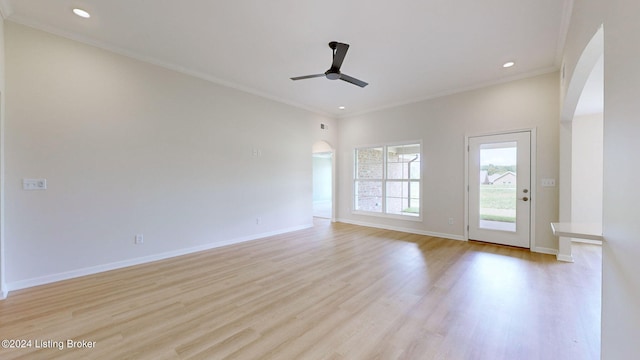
[0,219,601,359]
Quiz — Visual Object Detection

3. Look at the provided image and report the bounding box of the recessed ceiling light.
[73,8,91,18]
[338,106,346,110]
[503,61,515,68]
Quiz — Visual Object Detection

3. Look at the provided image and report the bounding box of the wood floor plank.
[0,219,601,359]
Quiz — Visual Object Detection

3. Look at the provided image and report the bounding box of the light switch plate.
[541,178,556,187]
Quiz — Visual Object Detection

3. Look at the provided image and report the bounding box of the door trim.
[464,128,537,250]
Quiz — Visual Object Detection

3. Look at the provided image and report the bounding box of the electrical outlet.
[135,234,144,245]
[448,218,454,225]
[256,217,261,225]
[23,178,47,190]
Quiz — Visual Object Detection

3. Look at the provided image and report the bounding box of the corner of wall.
[561,26,603,122]
[0,0,12,20]
[0,14,6,300]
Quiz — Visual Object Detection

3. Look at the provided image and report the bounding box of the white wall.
[560,0,603,119]
[0,15,6,299]
[4,22,334,289]
[601,0,640,357]
[571,113,603,224]
[337,72,560,251]
[311,124,338,152]
[563,0,640,357]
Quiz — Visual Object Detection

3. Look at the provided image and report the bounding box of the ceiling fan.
[291,41,368,88]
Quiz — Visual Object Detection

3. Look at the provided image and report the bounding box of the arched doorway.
[558,26,604,261]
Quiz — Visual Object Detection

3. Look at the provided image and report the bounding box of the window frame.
[353,141,423,221]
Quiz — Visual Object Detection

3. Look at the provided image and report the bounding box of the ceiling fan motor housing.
[325,70,341,80]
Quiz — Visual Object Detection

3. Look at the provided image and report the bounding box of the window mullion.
[382,145,387,214]
[353,143,420,218]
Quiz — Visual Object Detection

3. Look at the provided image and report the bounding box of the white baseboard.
[556,253,575,262]
[572,238,603,245]
[337,219,566,263]
[336,218,466,241]
[6,223,313,293]
[532,246,559,256]
[1,287,7,300]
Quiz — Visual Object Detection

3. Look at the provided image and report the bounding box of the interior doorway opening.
[558,25,604,261]
[312,141,335,220]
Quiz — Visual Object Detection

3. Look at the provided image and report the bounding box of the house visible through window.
[354,143,421,218]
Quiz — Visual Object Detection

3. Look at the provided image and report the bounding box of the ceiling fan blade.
[290,74,325,81]
[331,42,349,70]
[290,42,367,87]
[339,74,368,88]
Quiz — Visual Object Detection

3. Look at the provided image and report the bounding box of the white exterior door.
[468,132,531,248]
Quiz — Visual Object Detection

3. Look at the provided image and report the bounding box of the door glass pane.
[479,142,517,232]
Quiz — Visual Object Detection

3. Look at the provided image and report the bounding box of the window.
[354,143,421,218]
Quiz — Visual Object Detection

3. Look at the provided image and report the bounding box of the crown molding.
[554,0,575,67]
[337,66,559,119]
[0,0,13,19]
[7,16,336,120]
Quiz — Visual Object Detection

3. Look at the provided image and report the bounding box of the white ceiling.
[1,0,572,118]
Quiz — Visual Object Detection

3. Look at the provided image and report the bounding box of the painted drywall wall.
[560,0,603,115]
[0,15,6,299]
[4,22,332,289]
[601,0,640,357]
[337,72,560,252]
[563,0,640,357]
[571,113,603,224]
[311,120,338,151]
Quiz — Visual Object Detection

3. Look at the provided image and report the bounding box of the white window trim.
[352,141,423,221]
